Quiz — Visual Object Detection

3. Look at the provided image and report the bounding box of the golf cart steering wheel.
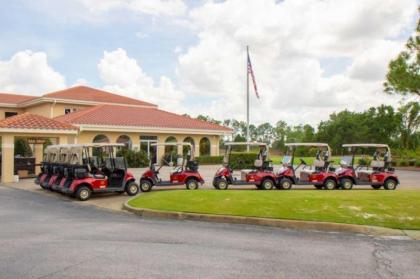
[300,158,307,165]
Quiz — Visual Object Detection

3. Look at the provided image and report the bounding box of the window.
[64,108,77,114]
[5,112,18,118]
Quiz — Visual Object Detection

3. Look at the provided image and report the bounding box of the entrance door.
[140,136,158,164]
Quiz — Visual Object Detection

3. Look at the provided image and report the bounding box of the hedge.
[116,149,149,168]
[196,153,258,169]
[196,155,223,165]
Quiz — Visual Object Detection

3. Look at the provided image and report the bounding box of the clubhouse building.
[0,86,232,183]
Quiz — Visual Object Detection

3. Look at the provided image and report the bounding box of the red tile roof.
[55,105,232,132]
[0,113,77,130]
[0,93,36,104]
[43,86,157,107]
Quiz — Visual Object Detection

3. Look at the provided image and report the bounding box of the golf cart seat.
[186,160,199,172]
[254,159,263,168]
[313,159,325,168]
[371,160,385,168]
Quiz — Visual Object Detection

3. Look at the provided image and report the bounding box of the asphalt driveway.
[1,186,419,279]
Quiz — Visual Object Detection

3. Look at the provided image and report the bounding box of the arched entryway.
[199,137,210,156]
[93,134,110,143]
[183,137,195,156]
[164,136,177,154]
[116,135,132,149]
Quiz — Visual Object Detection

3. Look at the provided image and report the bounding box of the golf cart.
[47,145,72,190]
[336,144,399,190]
[277,143,338,190]
[139,142,204,192]
[212,142,276,190]
[60,143,139,201]
[39,145,60,189]
[35,145,54,185]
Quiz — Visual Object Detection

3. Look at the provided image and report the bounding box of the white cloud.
[98,48,185,109]
[176,0,417,125]
[0,50,66,95]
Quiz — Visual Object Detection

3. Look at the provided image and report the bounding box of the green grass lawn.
[128,190,420,230]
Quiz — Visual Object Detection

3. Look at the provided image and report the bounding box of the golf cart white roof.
[224,141,267,146]
[342,143,390,149]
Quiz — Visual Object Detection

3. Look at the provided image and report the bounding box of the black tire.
[314,185,323,190]
[384,179,397,190]
[140,180,153,192]
[126,181,139,196]
[371,185,382,190]
[260,178,274,190]
[216,177,229,190]
[186,179,199,190]
[279,178,293,190]
[323,179,337,190]
[76,186,92,201]
[340,178,353,190]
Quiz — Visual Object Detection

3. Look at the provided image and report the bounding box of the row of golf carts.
[36,142,204,201]
[212,142,399,191]
[35,141,399,201]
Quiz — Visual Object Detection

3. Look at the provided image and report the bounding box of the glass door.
[140,136,158,164]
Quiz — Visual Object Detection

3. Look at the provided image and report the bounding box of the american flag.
[247,52,260,99]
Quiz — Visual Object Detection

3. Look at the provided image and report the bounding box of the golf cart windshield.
[282,155,292,165]
[340,156,353,167]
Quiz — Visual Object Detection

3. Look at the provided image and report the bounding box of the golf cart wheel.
[261,178,274,190]
[216,178,229,190]
[140,180,153,192]
[314,185,323,190]
[340,178,353,190]
[76,186,92,201]
[371,185,382,190]
[279,178,293,190]
[384,179,397,190]
[323,179,337,190]
[186,179,199,190]
[126,181,139,196]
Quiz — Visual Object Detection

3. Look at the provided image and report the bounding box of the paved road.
[1,186,419,279]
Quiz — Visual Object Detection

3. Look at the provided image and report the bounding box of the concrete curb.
[123,201,409,238]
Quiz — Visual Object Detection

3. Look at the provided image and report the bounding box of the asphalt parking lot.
[1,185,420,279]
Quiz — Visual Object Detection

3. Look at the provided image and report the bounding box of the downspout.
[50,99,57,118]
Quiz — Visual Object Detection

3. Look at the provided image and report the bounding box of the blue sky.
[0,0,417,125]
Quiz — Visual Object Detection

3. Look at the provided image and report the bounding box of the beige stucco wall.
[0,108,25,120]
[76,131,219,157]
[24,103,53,118]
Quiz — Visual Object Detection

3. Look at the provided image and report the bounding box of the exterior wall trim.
[0,128,78,134]
[18,97,158,109]
[78,124,231,136]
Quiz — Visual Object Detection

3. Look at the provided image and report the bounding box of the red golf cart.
[336,144,399,190]
[38,145,60,189]
[277,143,338,190]
[139,143,204,192]
[60,143,139,201]
[213,142,276,190]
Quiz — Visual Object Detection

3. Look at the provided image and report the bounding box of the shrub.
[398,160,409,167]
[357,158,371,166]
[408,159,416,167]
[230,152,258,170]
[14,138,33,157]
[196,155,224,165]
[416,160,420,167]
[117,148,149,168]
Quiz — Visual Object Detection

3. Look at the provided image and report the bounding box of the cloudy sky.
[0,0,418,126]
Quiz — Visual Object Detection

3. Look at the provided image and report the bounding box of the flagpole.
[246,45,250,152]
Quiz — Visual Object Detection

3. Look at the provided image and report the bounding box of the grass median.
[128,190,420,230]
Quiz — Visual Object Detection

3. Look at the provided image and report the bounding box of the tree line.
[195,101,419,155]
